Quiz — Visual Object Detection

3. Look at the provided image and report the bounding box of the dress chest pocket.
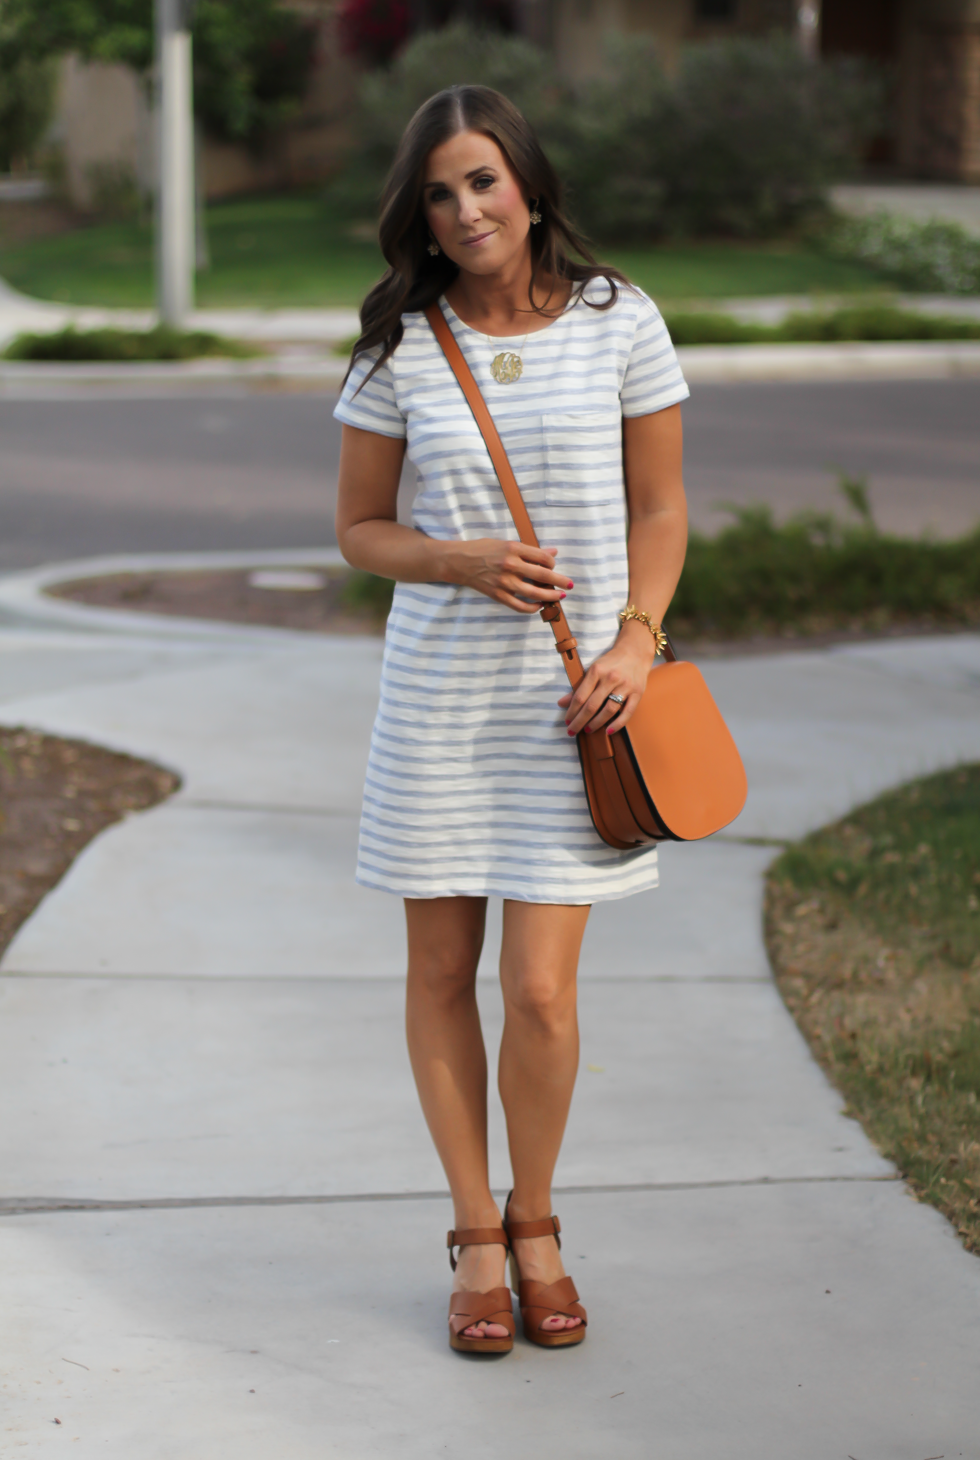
[541,410,624,507]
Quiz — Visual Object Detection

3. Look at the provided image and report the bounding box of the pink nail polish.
[567,581,574,589]
[560,593,566,599]
[567,729,574,737]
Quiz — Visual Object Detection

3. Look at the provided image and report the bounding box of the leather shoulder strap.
[423,302,584,689]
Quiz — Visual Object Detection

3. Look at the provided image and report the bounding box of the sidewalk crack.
[0,1174,900,1217]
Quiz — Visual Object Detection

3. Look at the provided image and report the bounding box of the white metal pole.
[156,0,195,326]
[797,1,820,60]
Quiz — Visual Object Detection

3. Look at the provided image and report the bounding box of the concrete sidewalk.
[0,275,363,350]
[1,557,979,1458]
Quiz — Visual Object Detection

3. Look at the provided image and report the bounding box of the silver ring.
[607,693,625,705]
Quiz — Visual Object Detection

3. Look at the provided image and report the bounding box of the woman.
[334,85,688,1354]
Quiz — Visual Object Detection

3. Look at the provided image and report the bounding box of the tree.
[0,1,62,169]
[0,51,57,171]
[0,0,155,71]
[193,1,318,146]
[0,0,316,146]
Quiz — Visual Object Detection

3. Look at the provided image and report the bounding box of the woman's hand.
[441,538,573,614]
[558,621,656,737]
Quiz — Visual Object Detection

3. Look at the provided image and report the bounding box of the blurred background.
[2,0,977,301]
[0,0,977,588]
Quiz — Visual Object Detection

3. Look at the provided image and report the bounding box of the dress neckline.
[439,288,580,344]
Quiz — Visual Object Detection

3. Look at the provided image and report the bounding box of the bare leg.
[404,896,507,1339]
[498,899,591,1333]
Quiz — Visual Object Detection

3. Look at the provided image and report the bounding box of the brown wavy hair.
[347,84,629,386]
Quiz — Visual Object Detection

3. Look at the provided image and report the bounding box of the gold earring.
[529,201,542,224]
[427,239,440,256]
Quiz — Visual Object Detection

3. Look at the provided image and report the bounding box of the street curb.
[0,548,351,644]
[2,340,979,394]
[675,339,980,383]
[0,355,349,397]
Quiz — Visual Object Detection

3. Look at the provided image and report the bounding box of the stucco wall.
[49,56,152,211]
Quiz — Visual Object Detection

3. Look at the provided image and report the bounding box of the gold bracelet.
[618,604,668,655]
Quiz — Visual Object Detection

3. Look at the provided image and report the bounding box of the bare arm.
[559,404,688,737]
[335,423,572,611]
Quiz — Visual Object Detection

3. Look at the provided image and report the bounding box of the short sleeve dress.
[334,280,689,904]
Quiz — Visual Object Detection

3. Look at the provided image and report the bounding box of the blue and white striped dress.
[334,280,689,903]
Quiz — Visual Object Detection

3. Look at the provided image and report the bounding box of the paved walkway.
[0,275,363,350]
[1,554,979,1458]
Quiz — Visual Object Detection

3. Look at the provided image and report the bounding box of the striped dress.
[334,280,689,903]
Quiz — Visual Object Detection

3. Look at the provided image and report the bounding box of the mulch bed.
[0,727,179,964]
[46,569,974,656]
[49,568,382,636]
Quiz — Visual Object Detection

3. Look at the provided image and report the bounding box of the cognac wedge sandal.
[447,1227,515,1355]
[503,1199,587,1349]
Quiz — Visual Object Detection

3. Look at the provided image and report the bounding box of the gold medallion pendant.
[490,351,523,384]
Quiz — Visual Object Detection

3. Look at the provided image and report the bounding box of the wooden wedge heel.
[446,1226,515,1355]
[503,1197,588,1349]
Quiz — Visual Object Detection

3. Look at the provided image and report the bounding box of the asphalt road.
[0,379,977,572]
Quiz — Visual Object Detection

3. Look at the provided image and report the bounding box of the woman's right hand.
[440,538,573,614]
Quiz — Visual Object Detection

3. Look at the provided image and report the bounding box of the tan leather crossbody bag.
[424,304,747,849]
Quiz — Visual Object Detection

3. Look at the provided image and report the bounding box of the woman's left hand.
[558,626,655,738]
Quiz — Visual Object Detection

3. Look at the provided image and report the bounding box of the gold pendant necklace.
[489,331,529,384]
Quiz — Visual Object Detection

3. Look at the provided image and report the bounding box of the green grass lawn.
[0,195,385,309]
[604,240,889,301]
[767,763,980,1254]
[0,192,893,309]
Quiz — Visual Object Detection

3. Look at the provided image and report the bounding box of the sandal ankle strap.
[503,1213,562,1247]
[446,1227,509,1271]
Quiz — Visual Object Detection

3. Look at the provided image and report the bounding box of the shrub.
[0,48,57,173]
[193,2,319,147]
[818,211,980,295]
[665,39,879,238]
[332,27,881,240]
[327,22,561,218]
[3,326,260,362]
[340,483,980,642]
[671,494,980,639]
[662,304,980,346]
[355,21,561,150]
[340,569,400,617]
[540,35,673,241]
[560,35,880,240]
[84,161,144,222]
